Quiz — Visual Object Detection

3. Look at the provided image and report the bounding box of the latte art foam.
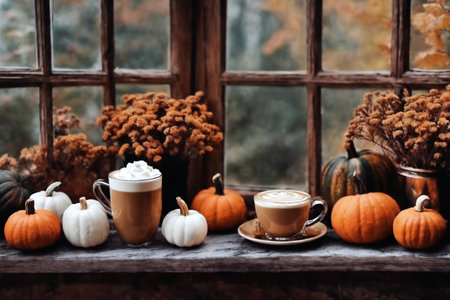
[255,190,310,208]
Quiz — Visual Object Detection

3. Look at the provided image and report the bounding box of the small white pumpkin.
[30,181,72,220]
[161,197,208,247]
[62,197,110,248]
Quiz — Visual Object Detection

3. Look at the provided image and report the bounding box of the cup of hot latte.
[254,190,328,241]
[93,161,162,247]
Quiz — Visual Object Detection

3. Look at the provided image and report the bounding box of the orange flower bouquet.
[345,85,450,171]
[96,91,223,164]
[0,107,117,200]
[344,85,450,217]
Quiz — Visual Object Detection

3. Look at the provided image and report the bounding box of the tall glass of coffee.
[93,161,162,247]
[254,190,327,241]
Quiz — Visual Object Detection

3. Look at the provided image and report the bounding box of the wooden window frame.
[0,0,192,155]
[0,0,449,200]
[193,0,450,199]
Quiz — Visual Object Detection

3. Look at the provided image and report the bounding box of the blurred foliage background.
[0,0,448,190]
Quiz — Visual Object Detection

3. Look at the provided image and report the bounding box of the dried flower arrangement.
[96,91,223,164]
[344,85,450,170]
[0,107,117,200]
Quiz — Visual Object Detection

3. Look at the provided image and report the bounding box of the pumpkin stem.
[176,196,190,216]
[25,199,35,215]
[414,195,430,212]
[352,171,367,195]
[79,197,88,210]
[45,181,62,196]
[212,173,225,195]
[346,140,359,159]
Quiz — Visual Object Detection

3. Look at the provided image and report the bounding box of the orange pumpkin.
[331,172,400,244]
[393,195,446,249]
[191,173,247,231]
[4,199,61,250]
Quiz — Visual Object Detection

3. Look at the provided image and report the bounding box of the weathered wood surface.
[1,227,449,274]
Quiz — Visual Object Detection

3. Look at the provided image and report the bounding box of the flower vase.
[157,156,189,218]
[397,165,450,221]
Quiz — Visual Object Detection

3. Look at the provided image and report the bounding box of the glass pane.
[53,86,103,145]
[114,0,169,70]
[116,84,170,103]
[323,0,392,71]
[52,0,101,69]
[0,88,39,157]
[412,89,429,96]
[322,88,380,166]
[225,86,307,189]
[411,0,450,70]
[226,0,306,71]
[0,0,36,68]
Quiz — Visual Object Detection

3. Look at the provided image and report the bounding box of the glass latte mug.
[93,167,162,247]
[254,190,328,241]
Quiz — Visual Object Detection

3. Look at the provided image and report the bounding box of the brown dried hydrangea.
[345,85,450,170]
[53,106,80,136]
[96,91,223,163]
[0,107,117,200]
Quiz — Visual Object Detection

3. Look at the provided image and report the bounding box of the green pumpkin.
[0,170,32,229]
[321,141,401,210]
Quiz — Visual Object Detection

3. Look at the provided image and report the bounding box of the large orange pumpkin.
[393,195,446,249]
[191,173,247,231]
[4,199,61,250]
[331,173,400,244]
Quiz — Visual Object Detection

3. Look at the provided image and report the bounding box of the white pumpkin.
[30,181,72,220]
[161,197,208,247]
[62,197,110,248]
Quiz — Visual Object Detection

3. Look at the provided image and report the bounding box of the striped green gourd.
[0,170,32,229]
[321,141,401,209]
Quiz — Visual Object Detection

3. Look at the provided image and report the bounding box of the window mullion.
[100,0,115,107]
[306,0,322,77]
[35,0,52,75]
[306,0,322,196]
[189,0,226,196]
[391,0,411,95]
[35,0,53,159]
[170,0,194,99]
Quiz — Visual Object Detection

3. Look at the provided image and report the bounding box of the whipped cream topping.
[114,160,161,180]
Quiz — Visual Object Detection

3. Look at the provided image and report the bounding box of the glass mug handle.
[93,179,112,216]
[305,197,328,227]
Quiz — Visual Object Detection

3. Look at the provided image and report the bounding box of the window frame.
[195,0,450,198]
[0,0,449,200]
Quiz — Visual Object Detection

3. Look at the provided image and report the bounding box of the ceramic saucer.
[237,218,327,246]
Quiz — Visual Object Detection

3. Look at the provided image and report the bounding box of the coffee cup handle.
[93,179,112,216]
[305,197,328,227]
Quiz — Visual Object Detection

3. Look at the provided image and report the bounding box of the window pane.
[114,0,169,70]
[0,88,39,157]
[323,0,391,71]
[225,86,307,189]
[116,84,170,103]
[226,0,306,71]
[0,0,36,68]
[53,86,103,145]
[322,88,379,165]
[411,0,449,70]
[52,0,101,69]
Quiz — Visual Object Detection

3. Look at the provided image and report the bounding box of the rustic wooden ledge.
[0,228,449,274]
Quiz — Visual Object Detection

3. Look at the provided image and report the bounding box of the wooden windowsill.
[1,226,449,274]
